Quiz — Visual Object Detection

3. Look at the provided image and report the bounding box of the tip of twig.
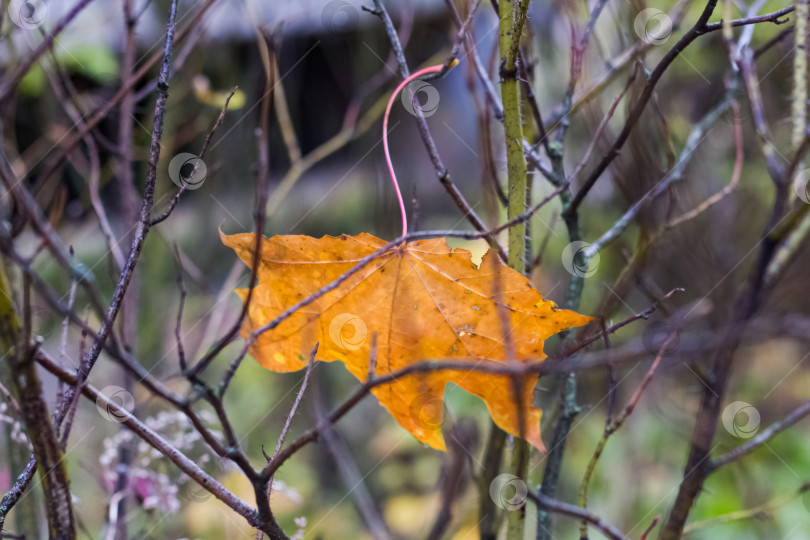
[424,58,459,81]
[640,516,660,540]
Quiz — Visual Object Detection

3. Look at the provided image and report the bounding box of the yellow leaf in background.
[222,232,592,452]
[385,493,440,537]
[193,75,245,109]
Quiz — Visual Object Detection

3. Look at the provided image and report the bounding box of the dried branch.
[526,488,629,540]
[793,0,809,151]
[31,0,220,189]
[369,0,504,258]
[710,399,810,471]
[666,99,744,228]
[562,3,794,217]
[582,85,735,260]
[568,0,720,216]
[312,368,390,540]
[34,352,290,538]
[578,332,676,539]
[0,0,98,103]
[0,268,75,537]
[683,482,810,534]
[0,456,37,532]
[53,0,180,436]
[151,86,238,225]
[569,64,640,183]
[270,346,317,463]
[173,245,189,372]
[194,27,276,382]
[660,19,796,537]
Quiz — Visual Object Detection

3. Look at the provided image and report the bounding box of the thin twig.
[203,29,276,386]
[312,368,390,540]
[53,0,180,436]
[0,0,99,102]
[666,99,744,228]
[0,457,37,532]
[31,0,219,190]
[578,332,676,538]
[582,87,735,260]
[369,0,504,258]
[568,0,720,216]
[526,489,629,540]
[270,345,317,463]
[151,86,238,225]
[173,245,189,372]
[682,482,810,534]
[34,352,273,533]
[710,399,810,471]
[660,28,793,540]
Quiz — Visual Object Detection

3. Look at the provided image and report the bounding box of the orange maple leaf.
[221,231,592,452]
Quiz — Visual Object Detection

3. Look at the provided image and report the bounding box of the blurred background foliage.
[1,0,809,538]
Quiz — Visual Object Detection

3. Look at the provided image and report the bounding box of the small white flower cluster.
[290,516,307,540]
[99,409,225,516]
[0,401,32,450]
[140,474,180,513]
[272,479,302,505]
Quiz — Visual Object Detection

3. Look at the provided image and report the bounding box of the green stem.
[499,1,532,538]
[577,436,608,538]
[500,0,531,272]
[765,204,810,286]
